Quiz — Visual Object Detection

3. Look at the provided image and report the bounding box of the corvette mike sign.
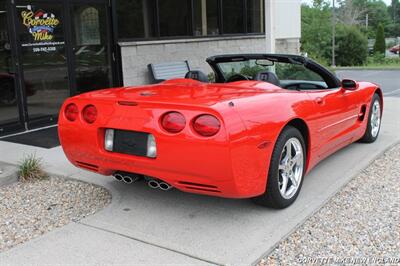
[21,6,59,41]
[20,5,64,53]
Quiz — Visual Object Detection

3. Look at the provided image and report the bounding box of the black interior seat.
[254,71,281,87]
[185,71,209,83]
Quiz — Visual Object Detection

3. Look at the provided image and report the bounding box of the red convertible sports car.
[59,54,383,208]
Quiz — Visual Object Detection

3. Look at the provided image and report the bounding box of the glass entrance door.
[1,0,115,135]
[15,1,69,127]
[0,0,23,134]
[69,1,113,94]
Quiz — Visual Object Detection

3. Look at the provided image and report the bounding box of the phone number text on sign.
[32,46,57,53]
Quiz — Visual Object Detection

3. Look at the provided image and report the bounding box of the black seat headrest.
[185,71,209,83]
[254,71,281,87]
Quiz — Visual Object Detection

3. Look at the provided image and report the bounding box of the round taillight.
[65,103,79,122]
[161,112,186,133]
[82,105,97,124]
[193,115,221,137]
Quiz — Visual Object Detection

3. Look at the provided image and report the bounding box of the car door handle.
[315,97,324,105]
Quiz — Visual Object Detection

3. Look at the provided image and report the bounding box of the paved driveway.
[336,70,400,97]
[0,75,400,265]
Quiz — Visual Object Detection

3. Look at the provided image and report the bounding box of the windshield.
[217,60,325,82]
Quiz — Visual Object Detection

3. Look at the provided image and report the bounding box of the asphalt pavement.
[336,70,400,97]
[0,71,399,265]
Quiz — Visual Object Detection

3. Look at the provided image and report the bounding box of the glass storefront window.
[159,0,191,37]
[247,0,264,33]
[16,2,69,123]
[71,3,113,94]
[194,0,220,36]
[206,0,220,35]
[117,0,264,40]
[222,0,245,34]
[75,7,101,45]
[1,0,115,134]
[0,0,21,129]
[117,0,156,39]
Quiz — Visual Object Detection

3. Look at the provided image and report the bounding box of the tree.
[388,0,400,37]
[365,1,391,37]
[337,0,367,25]
[335,25,368,66]
[300,1,332,64]
[389,0,400,23]
[373,24,386,54]
[337,0,391,38]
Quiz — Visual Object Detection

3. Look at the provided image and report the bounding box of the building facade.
[0,0,300,136]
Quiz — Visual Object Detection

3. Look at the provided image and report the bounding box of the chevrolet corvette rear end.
[59,79,275,198]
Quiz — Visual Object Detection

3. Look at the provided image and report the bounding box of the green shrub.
[276,63,324,81]
[240,65,264,77]
[18,154,47,182]
[373,24,386,55]
[367,54,386,65]
[335,25,368,66]
[207,72,215,82]
[367,54,400,66]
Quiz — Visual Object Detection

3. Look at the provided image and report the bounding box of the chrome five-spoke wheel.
[370,100,381,138]
[278,138,304,199]
[252,126,306,209]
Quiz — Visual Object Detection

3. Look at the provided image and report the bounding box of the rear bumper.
[58,99,273,199]
[60,126,264,198]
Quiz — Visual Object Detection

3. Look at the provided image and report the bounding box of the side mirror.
[341,79,358,90]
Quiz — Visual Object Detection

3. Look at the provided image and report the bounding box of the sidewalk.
[0,97,399,265]
[0,162,17,187]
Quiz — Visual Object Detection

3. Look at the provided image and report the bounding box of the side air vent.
[118,101,138,106]
[358,105,367,121]
[76,161,99,172]
[178,181,221,193]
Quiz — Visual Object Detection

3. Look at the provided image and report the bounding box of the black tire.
[359,94,382,143]
[252,126,306,209]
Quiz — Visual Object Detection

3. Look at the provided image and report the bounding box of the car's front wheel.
[252,126,306,209]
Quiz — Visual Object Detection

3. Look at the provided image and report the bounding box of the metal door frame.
[0,0,25,135]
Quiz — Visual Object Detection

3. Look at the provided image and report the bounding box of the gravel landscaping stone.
[259,144,400,265]
[0,176,111,252]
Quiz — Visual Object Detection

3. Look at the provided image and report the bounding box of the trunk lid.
[77,79,282,107]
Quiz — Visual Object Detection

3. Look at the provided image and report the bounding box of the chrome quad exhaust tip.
[113,173,123,182]
[113,172,141,184]
[123,175,134,184]
[148,179,159,189]
[159,182,173,191]
[146,177,173,191]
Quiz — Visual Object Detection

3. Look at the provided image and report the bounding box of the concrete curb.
[0,162,18,187]
[334,68,400,71]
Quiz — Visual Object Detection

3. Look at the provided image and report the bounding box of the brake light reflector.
[65,103,79,122]
[82,105,97,124]
[192,114,221,137]
[104,129,114,151]
[147,134,157,158]
[161,112,186,133]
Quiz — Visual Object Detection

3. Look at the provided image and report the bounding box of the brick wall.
[119,36,300,86]
[275,38,301,54]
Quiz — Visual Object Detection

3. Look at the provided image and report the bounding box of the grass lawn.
[335,64,400,70]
